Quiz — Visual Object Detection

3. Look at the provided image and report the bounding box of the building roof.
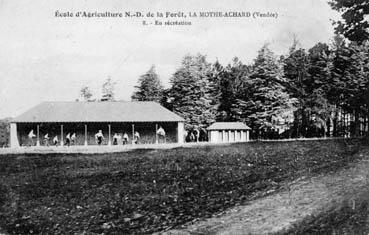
[12,101,184,123]
[207,122,251,130]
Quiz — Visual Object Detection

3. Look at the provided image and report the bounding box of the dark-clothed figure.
[65,133,71,146]
[113,133,119,145]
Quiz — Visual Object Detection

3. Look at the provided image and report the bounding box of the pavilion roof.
[12,101,184,123]
[207,122,251,130]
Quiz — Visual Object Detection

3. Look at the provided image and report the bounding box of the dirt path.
[162,151,369,235]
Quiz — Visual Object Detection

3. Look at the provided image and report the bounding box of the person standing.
[65,133,71,146]
[71,133,76,145]
[95,130,104,145]
[123,132,129,145]
[157,126,166,143]
[28,130,36,146]
[44,133,49,146]
[112,133,119,145]
[134,131,140,144]
[53,135,59,146]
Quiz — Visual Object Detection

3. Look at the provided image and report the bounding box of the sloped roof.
[207,122,251,130]
[12,101,184,123]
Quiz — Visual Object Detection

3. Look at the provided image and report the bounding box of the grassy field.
[0,139,365,234]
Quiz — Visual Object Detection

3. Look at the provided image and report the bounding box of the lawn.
[278,194,369,235]
[0,139,365,234]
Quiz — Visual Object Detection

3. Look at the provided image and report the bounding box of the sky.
[0,0,341,118]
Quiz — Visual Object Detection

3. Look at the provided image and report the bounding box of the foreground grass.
[277,162,369,235]
[0,139,365,234]
[279,196,369,235]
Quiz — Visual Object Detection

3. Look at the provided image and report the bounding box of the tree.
[207,60,224,120]
[327,34,350,136]
[329,0,369,43]
[167,54,216,130]
[283,45,310,137]
[79,86,94,102]
[306,42,334,137]
[101,77,116,102]
[329,40,369,136]
[131,65,164,102]
[237,45,295,138]
[218,57,250,122]
[283,41,334,138]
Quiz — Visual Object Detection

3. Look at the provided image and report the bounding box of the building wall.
[16,122,178,146]
[0,120,10,147]
[209,130,250,143]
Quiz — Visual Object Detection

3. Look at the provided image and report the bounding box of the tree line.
[79,0,369,139]
[128,37,368,139]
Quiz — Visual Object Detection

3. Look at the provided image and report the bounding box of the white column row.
[210,130,249,143]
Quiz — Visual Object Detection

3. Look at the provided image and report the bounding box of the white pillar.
[84,124,88,146]
[235,131,239,142]
[10,123,19,148]
[36,124,40,146]
[108,124,111,146]
[210,131,218,143]
[132,124,135,145]
[222,130,226,142]
[246,130,250,141]
[177,122,184,144]
[60,125,64,146]
[155,124,158,144]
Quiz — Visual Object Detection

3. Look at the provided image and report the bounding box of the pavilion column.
[10,123,19,148]
[36,124,40,146]
[228,130,232,142]
[132,124,135,145]
[246,130,250,141]
[210,131,217,143]
[84,124,88,146]
[177,122,184,144]
[222,130,226,142]
[108,124,111,146]
[242,131,247,141]
[60,125,64,146]
[155,124,158,144]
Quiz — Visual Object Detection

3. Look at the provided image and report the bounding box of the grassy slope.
[277,168,369,235]
[0,139,364,234]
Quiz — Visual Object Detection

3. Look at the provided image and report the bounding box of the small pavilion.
[207,122,251,143]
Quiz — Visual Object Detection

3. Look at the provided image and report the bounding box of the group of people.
[96,130,138,145]
[184,128,207,142]
[26,126,167,146]
[27,130,77,146]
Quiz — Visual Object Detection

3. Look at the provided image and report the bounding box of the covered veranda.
[10,101,185,148]
[12,121,181,147]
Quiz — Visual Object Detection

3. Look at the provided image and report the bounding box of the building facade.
[207,122,251,143]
